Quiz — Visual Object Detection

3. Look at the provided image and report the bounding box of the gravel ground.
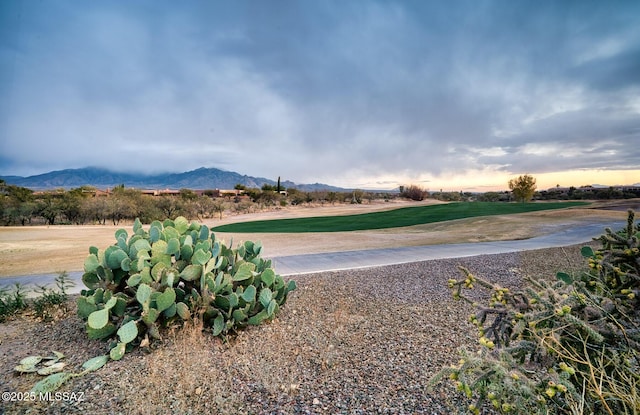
[0,244,592,415]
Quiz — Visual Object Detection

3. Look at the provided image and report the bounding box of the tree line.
[0,180,391,226]
[1,177,638,226]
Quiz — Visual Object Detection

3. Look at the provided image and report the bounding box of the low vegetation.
[77,216,296,358]
[431,210,639,414]
[212,201,588,233]
[0,284,28,322]
[0,273,74,322]
[6,217,296,395]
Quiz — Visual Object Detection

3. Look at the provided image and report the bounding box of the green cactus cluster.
[77,216,296,360]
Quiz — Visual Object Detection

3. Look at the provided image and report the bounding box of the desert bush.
[400,184,428,201]
[0,283,29,322]
[430,210,640,414]
[32,272,75,321]
[77,216,296,361]
[0,274,73,322]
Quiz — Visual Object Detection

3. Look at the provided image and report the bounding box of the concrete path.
[0,220,624,295]
[272,220,623,275]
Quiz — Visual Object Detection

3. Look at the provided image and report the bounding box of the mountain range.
[0,167,346,192]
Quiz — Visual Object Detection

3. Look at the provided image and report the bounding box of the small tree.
[351,189,364,204]
[508,174,537,203]
[60,188,87,224]
[36,192,62,225]
[211,199,226,220]
[179,189,198,201]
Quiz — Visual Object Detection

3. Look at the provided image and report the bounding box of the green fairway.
[212,202,589,233]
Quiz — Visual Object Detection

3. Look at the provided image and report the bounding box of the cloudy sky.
[1,1,639,191]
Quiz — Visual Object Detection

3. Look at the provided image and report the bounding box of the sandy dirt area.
[0,199,632,277]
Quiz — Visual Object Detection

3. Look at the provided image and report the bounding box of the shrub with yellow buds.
[478,336,495,349]
[558,362,575,375]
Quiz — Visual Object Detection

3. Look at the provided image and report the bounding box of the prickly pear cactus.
[77,216,296,359]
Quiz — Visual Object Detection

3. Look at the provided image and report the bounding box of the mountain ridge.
[0,167,346,192]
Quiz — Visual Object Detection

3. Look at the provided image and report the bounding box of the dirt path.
[0,200,631,277]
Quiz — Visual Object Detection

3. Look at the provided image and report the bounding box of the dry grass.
[131,320,242,414]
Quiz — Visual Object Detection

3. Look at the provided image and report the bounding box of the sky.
[1,1,639,191]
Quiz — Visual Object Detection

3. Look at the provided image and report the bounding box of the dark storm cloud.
[0,0,638,187]
[568,47,640,91]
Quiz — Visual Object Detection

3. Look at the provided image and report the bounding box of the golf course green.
[212,201,589,233]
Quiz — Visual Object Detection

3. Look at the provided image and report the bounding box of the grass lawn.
[212,201,589,233]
